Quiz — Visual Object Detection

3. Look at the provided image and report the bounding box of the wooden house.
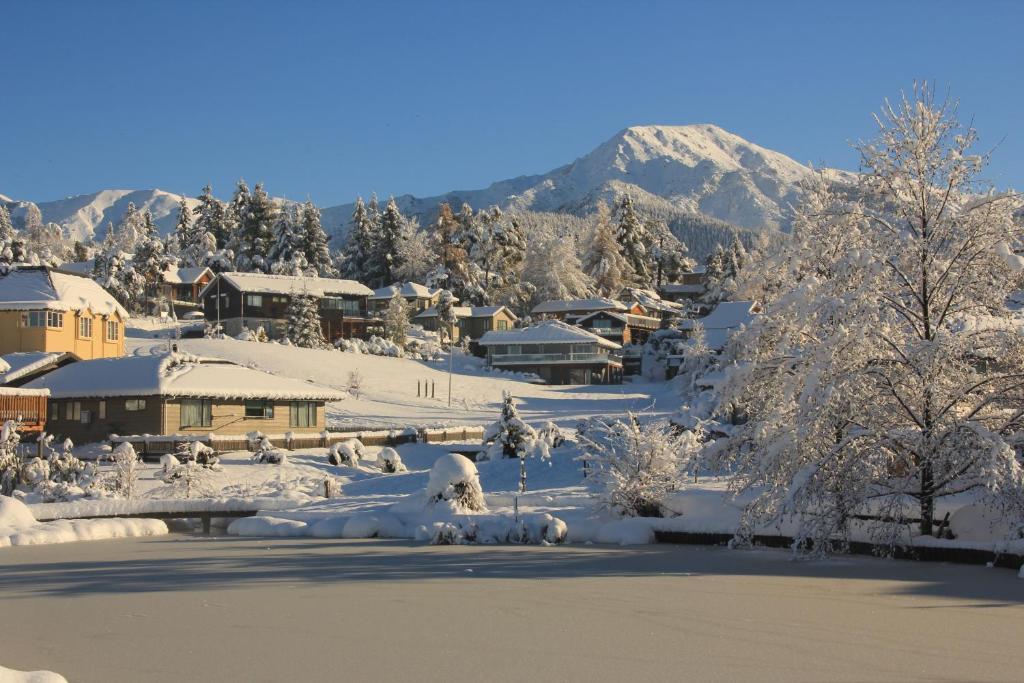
[478,320,623,385]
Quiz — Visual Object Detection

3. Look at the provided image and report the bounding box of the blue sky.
[2,0,1021,206]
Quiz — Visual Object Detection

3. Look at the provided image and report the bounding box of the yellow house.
[0,266,128,360]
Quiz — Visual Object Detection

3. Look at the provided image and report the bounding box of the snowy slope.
[30,189,199,241]
[323,124,854,234]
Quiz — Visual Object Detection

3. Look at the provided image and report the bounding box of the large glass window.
[23,311,63,328]
[321,297,360,314]
[47,311,63,328]
[106,320,120,341]
[180,399,213,428]
[289,401,316,428]
[125,398,147,412]
[244,400,274,419]
[78,317,92,338]
[65,401,81,421]
[245,294,263,308]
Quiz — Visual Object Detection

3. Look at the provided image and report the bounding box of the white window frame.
[78,316,92,338]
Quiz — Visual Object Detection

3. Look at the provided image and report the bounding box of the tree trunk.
[919,461,934,536]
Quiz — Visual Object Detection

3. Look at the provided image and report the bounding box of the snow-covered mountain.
[322,124,850,234]
[2,189,198,241]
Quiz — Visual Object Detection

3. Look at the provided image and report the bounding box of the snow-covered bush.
[483,392,537,460]
[161,454,218,498]
[347,370,364,399]
[204,322,224,339]
[47,437,93,485]
[426,453,486,512]
[578,414,699,517]
[0,419,23,495]
[327,441,359,467]
[336,335,404,358]
[251,437,287,465]
[536,421,565,448]
[236,325,269,342]
[108,442,142,499]
[378,447,407,473]
[421,513,568,545]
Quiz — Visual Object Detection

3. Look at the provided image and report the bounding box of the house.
[24,352,348,444]
[678,300,762,351]
[0,266,128,360]
[618,287,687,321]
[0,354,49,432]
[413,305,518,344]
[200,272,377,342]
[0,352,80,387]
[158,266,214,317]
[530,298,629,321]
[367,282,447,316]
[574,310,662,346]
[478,320,623,385]
[658,266,708,303]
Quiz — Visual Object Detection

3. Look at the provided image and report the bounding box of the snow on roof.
[204,272,373,298]
[415,305,516,320]
[163,266,213,284]
[0,266,129,318]
[0,352,78,385]
[575,311,661,326]
[478,320,621,349]
[531,298,627,315]
[369,282,440,300]
[24,353,349,401]
[682,300,760,330]
[59,260,94,275]
[659,283,705,294]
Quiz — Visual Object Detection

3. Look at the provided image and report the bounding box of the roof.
[575,311,661,327]
[679,300,761,351]
[0,352,78,386]
[478,320,621,349]
[201,272,373,298]
[659,283,706,294]
[414,305,517,320]
[59,260,95,275]
[163,266,213,285]
[24,352,349,401]
[0,266,129,318]
[369,282,441,300]
[531,298,627,315]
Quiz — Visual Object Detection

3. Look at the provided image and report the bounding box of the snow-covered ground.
[0,496,167,549]
[125,328,676,429]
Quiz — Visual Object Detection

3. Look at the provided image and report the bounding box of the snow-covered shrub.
[426,453,486,512]
[347,370,364,399]
[235,325,268,342]
[336,335,404,358]
[47,437,93,485]
[327,441,359,467]
[378,447,407,473]
[108,442,142,499]
[578,414,699,517]
[536,421,565,448]
[483,392,537,460]
[251,437,287,465]
[175,440,219,469]
[421,513,568,545]
[0,419,23,495]
[204,322,224,339]
[161,457,217,498]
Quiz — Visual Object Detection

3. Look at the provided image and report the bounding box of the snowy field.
[2,536,1023,683]
[126,323,676,429]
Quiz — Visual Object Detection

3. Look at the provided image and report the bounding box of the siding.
[45,396,162,444]
[162,399,326,436]
[0,310,124,359]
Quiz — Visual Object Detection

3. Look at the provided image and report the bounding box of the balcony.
[489,352,620,365]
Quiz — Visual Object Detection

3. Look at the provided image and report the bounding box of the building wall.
[462,310,517,340]
[0,310,125,360]
[162,399,327,436]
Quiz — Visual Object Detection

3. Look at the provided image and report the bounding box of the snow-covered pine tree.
[584,202,630,297]
[340,196,382,284]
[648,218,695,286]
[0,204,16,264]
[615,194,650,286]
[114,202,146,255]
[376,197,408,286]
[523,229,594,305]
[701,243,728,304]
[484,392,537,460]
[434,289,459,345]
[383,291,410,346]
[299,200,337,277]
[285,291,328,348]
[232,182,277,272]
[132,213,171,313]
[719,85,1024,552]
[193,184,232,252]
[268,203,302,269]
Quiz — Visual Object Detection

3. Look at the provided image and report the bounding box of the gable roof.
[163,266,213,285]
[531,298,627,315]
[478,320,621,349]
[575,310,661,327]
[0,266,129,318]
[679,300,761,351]
[24,352,349,401]
[201,272,372,298]
[369,282,441,300]
[0,352,79,386]
[414,305,517,320]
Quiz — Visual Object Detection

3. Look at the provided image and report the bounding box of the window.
[24,311,45,327]
[78,316,92,338]
[180,399,212,428]
[49,402,58,421]
[321,297,360,314]
[289,402,316,428]
[98,401,106,420]
[65,401,81,421]
[106,320,120,341]
[125,399,147,412]
[497,320,509,331]
[244,400,274,419]
[47,311,63,328]
[245,294,263,308]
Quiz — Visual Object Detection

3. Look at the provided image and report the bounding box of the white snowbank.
[226,516,309,537]
[594,518,657,545]
[948,503,1018,542]
[0,664,68,683]
[1,496,168,548]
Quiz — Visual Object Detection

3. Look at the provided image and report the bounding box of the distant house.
[367,282,447,317]
[574,310,661,346]
[530,298,630,322]
[678,300,762,351]
[24,353,348,444]
[478,320,623,385]
[0,266,128,360]
[658,266,708,303]
[200,272,377,342]
[617,287,687,321]
[0,352,80,387]
[158,266,214,316]
[413,305,518,344]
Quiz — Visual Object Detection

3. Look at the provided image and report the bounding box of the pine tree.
[383,292,410,346]
[285,292,328,348]
[483,392,537,460]
[376,197,407,286]
[701,244,728,304]
[232,182,277,272]
[132,212,170,314]
[114,202,146,254]
[193,184,231,252]
[340,196,382,283]
[614,194,649,285]
[523,230,593,304]
[435,289,459,345]
[0,204,16,264]
[584,202,629,297]
[299,200,337,276]
[268,203,302,269]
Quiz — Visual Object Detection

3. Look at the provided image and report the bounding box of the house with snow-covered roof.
[413,305,517,345]
[658,266,708,303]
[157,266,214,317]
[24,352,348,445]
[0,265,128,360]
[679,300,762,351]
[0,351,79,387]
[530,298,631,321]
[478,320,622,385]
[200,272,377,342]
[367,282,448,317]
